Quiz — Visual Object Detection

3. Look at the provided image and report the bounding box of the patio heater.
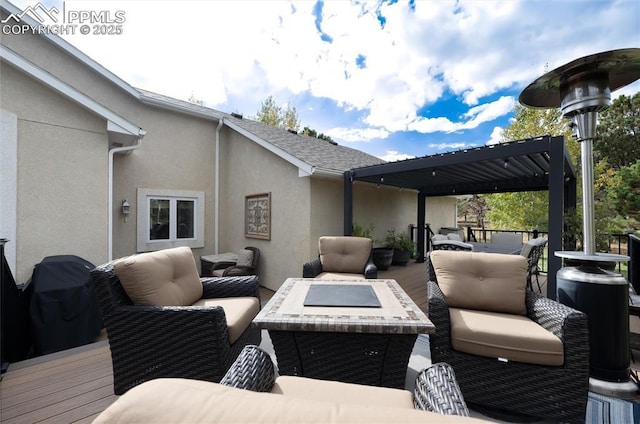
[519,48,640,399]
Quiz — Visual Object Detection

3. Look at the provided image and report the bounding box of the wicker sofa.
[303,236,377,279]
[94,345,495,423]
[90,246,262,394]
[426,250,589,423]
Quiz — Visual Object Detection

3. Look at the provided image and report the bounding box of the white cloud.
[427,142,478,152]
[379,150,415,162]
[487,127,505,145]
[327,127,390,143]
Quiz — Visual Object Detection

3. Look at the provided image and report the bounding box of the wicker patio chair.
[426,251,589,423]
[221,345,470,417]
[520,237,547,292]
[210,246,260,277]
[90,247,262,394]
[303,236,377,279]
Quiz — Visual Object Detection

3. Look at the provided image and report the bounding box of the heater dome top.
[519,48,640,109]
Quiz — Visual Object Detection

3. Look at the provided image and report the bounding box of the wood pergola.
[343,135,577,299]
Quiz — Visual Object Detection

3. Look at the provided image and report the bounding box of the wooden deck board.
[0,263,427,423]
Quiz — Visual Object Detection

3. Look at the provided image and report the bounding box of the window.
[137,188,204,252]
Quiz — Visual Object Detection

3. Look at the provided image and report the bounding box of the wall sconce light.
[503,159,509,168]
[431,170,436,177]
[122,199,130,222]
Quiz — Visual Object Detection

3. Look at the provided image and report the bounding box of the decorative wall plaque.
[245,193,271,240]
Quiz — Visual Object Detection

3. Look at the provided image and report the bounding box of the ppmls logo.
[1,2,60,24]
[2,2,126,36]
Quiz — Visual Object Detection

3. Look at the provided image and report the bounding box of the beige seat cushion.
[450,308,564,366]
[193,297,260,344]
[115,246,203,306]
[93,378,490,424]
[272,376,414,409]
[430,250,527,315]
[319,236,372,274]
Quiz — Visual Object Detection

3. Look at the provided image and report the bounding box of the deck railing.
[409,224,633,279]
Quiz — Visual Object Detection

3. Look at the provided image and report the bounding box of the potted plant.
[353,222,393,270]
[385,228,415,266]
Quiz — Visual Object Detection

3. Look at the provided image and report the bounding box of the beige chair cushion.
[432,234,448,242]
[450,308,564,366]
[319,236,372,274]
[193,297,260,344]
[447,234,462,241]
[272,376,414,408]
[236,249,254,267]
[93,378,489,424]
[114,246,203,306]
[430,250,527,315]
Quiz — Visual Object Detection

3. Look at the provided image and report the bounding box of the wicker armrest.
[413,362,469,416]
[113,305,229,335]
[364,259,378,279]
[526,290,588,340]
[427,280,452,339]
[303,258,322,278]
[221,266,252,277]
[201,275,260,299]
[220,345,275,392]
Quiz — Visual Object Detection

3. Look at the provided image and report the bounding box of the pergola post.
[547,136,566,299]
[343,171,353,236]
[417,191,426,262]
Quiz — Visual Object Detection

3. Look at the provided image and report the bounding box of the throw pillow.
[236,249,254,267]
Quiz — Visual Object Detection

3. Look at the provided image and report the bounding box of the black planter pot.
[392,249,411,266]
[372,247,394,270]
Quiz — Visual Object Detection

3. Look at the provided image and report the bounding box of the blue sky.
[10,0,640,161]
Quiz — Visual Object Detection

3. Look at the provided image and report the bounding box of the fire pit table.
[252,278,434,389]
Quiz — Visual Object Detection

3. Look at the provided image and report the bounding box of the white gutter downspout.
[215,118,224,254]
[108,135,144,261]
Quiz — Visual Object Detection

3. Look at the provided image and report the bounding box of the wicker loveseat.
[426,250,589,423]
[90,246,262,394]
[94,345,496,423]
[303,236,377,279]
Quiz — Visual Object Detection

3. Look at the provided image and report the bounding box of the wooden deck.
[0,262,429,423]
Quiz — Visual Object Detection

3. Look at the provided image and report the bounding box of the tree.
[302,126,335,143]
[457,195,488,228]
[609,160,640,221]
[483,104,575,232]
[594,93,640,170]
[255,95,300,131]
[256,95,283,127]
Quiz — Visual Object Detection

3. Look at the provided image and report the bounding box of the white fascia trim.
[138,94,225,121]
[1,45,144,137]
[223,120,315,177]
[311,167,344,179]
[1,0,140,99]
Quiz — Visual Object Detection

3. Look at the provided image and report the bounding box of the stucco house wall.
[425,196,460,237]
[219,127,311,290]
[111,106,217,260]
[0,62,108,282]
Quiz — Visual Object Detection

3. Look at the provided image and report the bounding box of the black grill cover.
[29,255,102,355]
